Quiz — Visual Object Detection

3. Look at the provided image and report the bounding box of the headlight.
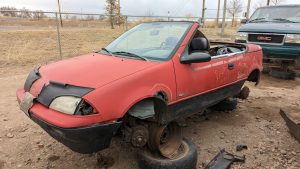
[285,34,300,43]
[50,96,82,115]
[235,32,248,41]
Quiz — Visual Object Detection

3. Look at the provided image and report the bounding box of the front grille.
[248,33,285,44]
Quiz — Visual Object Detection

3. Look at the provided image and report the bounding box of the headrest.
[190,37,210,51]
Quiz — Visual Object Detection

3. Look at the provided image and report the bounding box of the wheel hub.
[131,125,149,148]
[148,122,182,159]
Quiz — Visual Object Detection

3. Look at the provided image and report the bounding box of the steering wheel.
[217,47,233,55]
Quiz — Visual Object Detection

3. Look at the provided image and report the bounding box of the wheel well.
[155,91,168,102]
[126,95,168,123]
[247,69,260,85]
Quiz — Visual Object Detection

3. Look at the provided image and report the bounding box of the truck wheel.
[137,138,198,169]
[210,98,238,111]
[269,68,296,80]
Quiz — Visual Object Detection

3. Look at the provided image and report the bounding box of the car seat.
[190,37,210,53]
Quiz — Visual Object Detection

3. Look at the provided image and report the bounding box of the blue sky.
[0,0,299,18]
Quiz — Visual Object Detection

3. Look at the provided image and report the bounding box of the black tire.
[236,86,250,100]
[269,68,296,80]
[210,98,238,111]
[137,138,197,169]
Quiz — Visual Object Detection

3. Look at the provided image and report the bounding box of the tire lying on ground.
[269,68,296,80]
[236,86,250,100]
[210,98,238,111]
[137,138,197,169]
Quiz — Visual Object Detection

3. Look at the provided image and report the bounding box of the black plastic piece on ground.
[137,138,198,169]
[269,68,296,80]
[204,149,245,169]
[30,113,122,154]
[236,144,248,151]
[280,109,300,142]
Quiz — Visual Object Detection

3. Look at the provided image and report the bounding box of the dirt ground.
[0,65,299,169]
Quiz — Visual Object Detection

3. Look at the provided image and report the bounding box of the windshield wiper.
[272,18,297,23]
[249,17,266,23]
[113,51,148,61]
[101,48,113,56]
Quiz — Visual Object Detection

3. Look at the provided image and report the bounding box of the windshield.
[103,22,192,61]
[250,6,300,23]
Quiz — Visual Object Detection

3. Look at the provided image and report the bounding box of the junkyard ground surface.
[0,65,299,169]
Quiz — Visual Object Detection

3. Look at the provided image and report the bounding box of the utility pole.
[118,0,121,16]
[57,0,63,27]
[246,0,251,19]
[216,0,221,27]
[221,0,227,36]
[267,0,270,6]
[201,0,206,26]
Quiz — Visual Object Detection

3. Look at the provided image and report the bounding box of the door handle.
[228,63,234,70]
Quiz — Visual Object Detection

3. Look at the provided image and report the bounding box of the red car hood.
[39,53,159,88]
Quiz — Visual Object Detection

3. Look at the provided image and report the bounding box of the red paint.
[17,22,263,128]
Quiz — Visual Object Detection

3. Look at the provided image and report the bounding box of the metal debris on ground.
[204,149,245,169]
[236,144,248,151]
[280,109,300,142]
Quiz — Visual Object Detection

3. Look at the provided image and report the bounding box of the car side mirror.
[180,52,211,64]
[241,19,248,24]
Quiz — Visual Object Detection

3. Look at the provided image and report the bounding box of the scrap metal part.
[204,149,245,169]
[280,109,300,142]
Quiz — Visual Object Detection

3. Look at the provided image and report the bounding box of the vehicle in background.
[236,5,300,79]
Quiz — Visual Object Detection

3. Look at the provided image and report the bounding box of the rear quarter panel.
[237,44,263,80]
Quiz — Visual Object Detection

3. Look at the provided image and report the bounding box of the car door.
[211,53,238,86]
[172,47,218,101]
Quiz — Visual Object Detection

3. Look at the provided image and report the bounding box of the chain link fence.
[0,10,241,66]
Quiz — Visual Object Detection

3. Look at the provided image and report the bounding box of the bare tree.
[32,10,46,20]
[271,0,285,5]
[227,0,243,27]
[105,0,120,29]
[0,6,18,17]
[20,7,32,18]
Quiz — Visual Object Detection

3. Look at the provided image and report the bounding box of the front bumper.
[30,113,121,154]
[260,44,300,60]
[236,40,300,60]
[17,88,122,154]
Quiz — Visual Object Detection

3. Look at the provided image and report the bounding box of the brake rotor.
[148,122,182,159]
[131,125,149,148]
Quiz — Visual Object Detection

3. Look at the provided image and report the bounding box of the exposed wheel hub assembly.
[131,125,149,148]
[148,122,182,159]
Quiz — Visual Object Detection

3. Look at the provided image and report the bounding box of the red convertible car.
[17,21,262,166]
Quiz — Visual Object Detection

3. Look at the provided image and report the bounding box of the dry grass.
[0,24,237,67]
[0,28,124,66]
